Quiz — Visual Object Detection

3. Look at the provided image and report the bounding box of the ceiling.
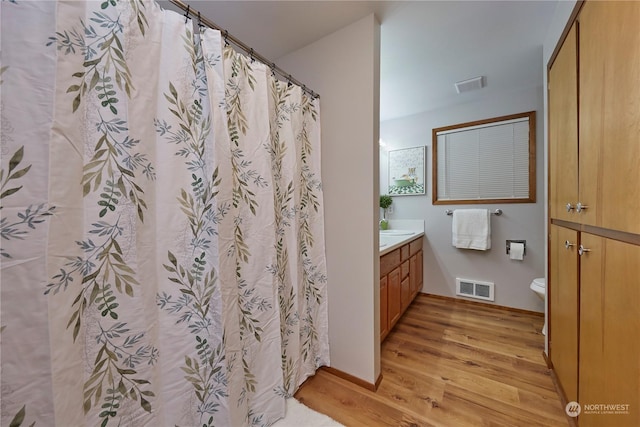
[159,1,558,122]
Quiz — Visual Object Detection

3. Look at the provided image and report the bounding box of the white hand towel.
[452,209,491,250]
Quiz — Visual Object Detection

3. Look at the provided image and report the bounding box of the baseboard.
[545,359,578,427]
[421,292,544,317]
[320,366,382,392]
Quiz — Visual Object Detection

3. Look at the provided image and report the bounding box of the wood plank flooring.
[295,294,569,427]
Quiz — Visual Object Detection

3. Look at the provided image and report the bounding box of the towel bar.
[446,209,502,216]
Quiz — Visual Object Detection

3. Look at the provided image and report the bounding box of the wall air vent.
[456,278,494,301]
[454,76,485,94]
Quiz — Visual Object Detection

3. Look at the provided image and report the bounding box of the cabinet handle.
[576,202,589,213]
[564,240,575,250]
[578,245,591,256]
[566,203,575,212]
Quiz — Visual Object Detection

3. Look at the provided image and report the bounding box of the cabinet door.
[549,225,579,402]
[388,267,402,328]
[401,259,410,281]
[409,255,417,300]
[579,1,640,233]
[549,23,578,221]
[401,276,410,312]
[409,250,423,299]
[579,234,640,427]
[380,276,389,340]
[416,250,423,295]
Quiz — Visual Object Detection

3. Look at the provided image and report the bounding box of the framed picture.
[388,146,425,196]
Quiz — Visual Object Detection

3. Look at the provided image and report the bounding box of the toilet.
[530,278,546,335]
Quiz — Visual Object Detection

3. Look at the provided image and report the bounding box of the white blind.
[437,118,530,201]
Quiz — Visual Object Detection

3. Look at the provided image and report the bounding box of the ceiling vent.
[454,76,485,94]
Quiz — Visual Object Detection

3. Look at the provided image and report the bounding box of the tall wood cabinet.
[548,2,640,426]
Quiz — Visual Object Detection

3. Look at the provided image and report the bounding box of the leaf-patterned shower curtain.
[0,1,329,426]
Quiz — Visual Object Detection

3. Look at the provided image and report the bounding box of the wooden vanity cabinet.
[410,238,424,300]
[380,276,389,340]
[380,236,423,341]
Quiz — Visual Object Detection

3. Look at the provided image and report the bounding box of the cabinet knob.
[576,202,589,213]
[564,240,575,250]
[578,245,591,256]
[566,203,575,212]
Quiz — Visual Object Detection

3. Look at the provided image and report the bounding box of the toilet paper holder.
[506,240,526,255]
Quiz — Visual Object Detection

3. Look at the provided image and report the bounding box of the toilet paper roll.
[509,242,525,261]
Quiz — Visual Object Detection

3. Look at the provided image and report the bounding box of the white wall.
[277,15,381,384]
[381,84,545,312]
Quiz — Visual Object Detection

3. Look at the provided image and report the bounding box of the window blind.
[436,118,530,201]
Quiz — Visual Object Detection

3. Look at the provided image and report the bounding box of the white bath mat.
[272,398,345,427]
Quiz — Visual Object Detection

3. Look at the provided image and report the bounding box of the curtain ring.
[287,74,292,87]
[197,11,203,29]
[249,48,254,62]
[223,30,229,46]
[184,5,190,23]
[270,63,276,77]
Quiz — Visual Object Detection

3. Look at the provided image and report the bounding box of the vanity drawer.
[401,244,410,261]
[380,249,400,277]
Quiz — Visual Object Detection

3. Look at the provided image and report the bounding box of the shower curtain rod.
[167,0,319,99]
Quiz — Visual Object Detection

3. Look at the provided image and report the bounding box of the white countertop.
[379,230,425,256]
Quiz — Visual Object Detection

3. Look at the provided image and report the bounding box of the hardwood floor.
[295,294,569,427]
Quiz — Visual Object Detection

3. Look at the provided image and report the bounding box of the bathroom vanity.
[379,231,424,341]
